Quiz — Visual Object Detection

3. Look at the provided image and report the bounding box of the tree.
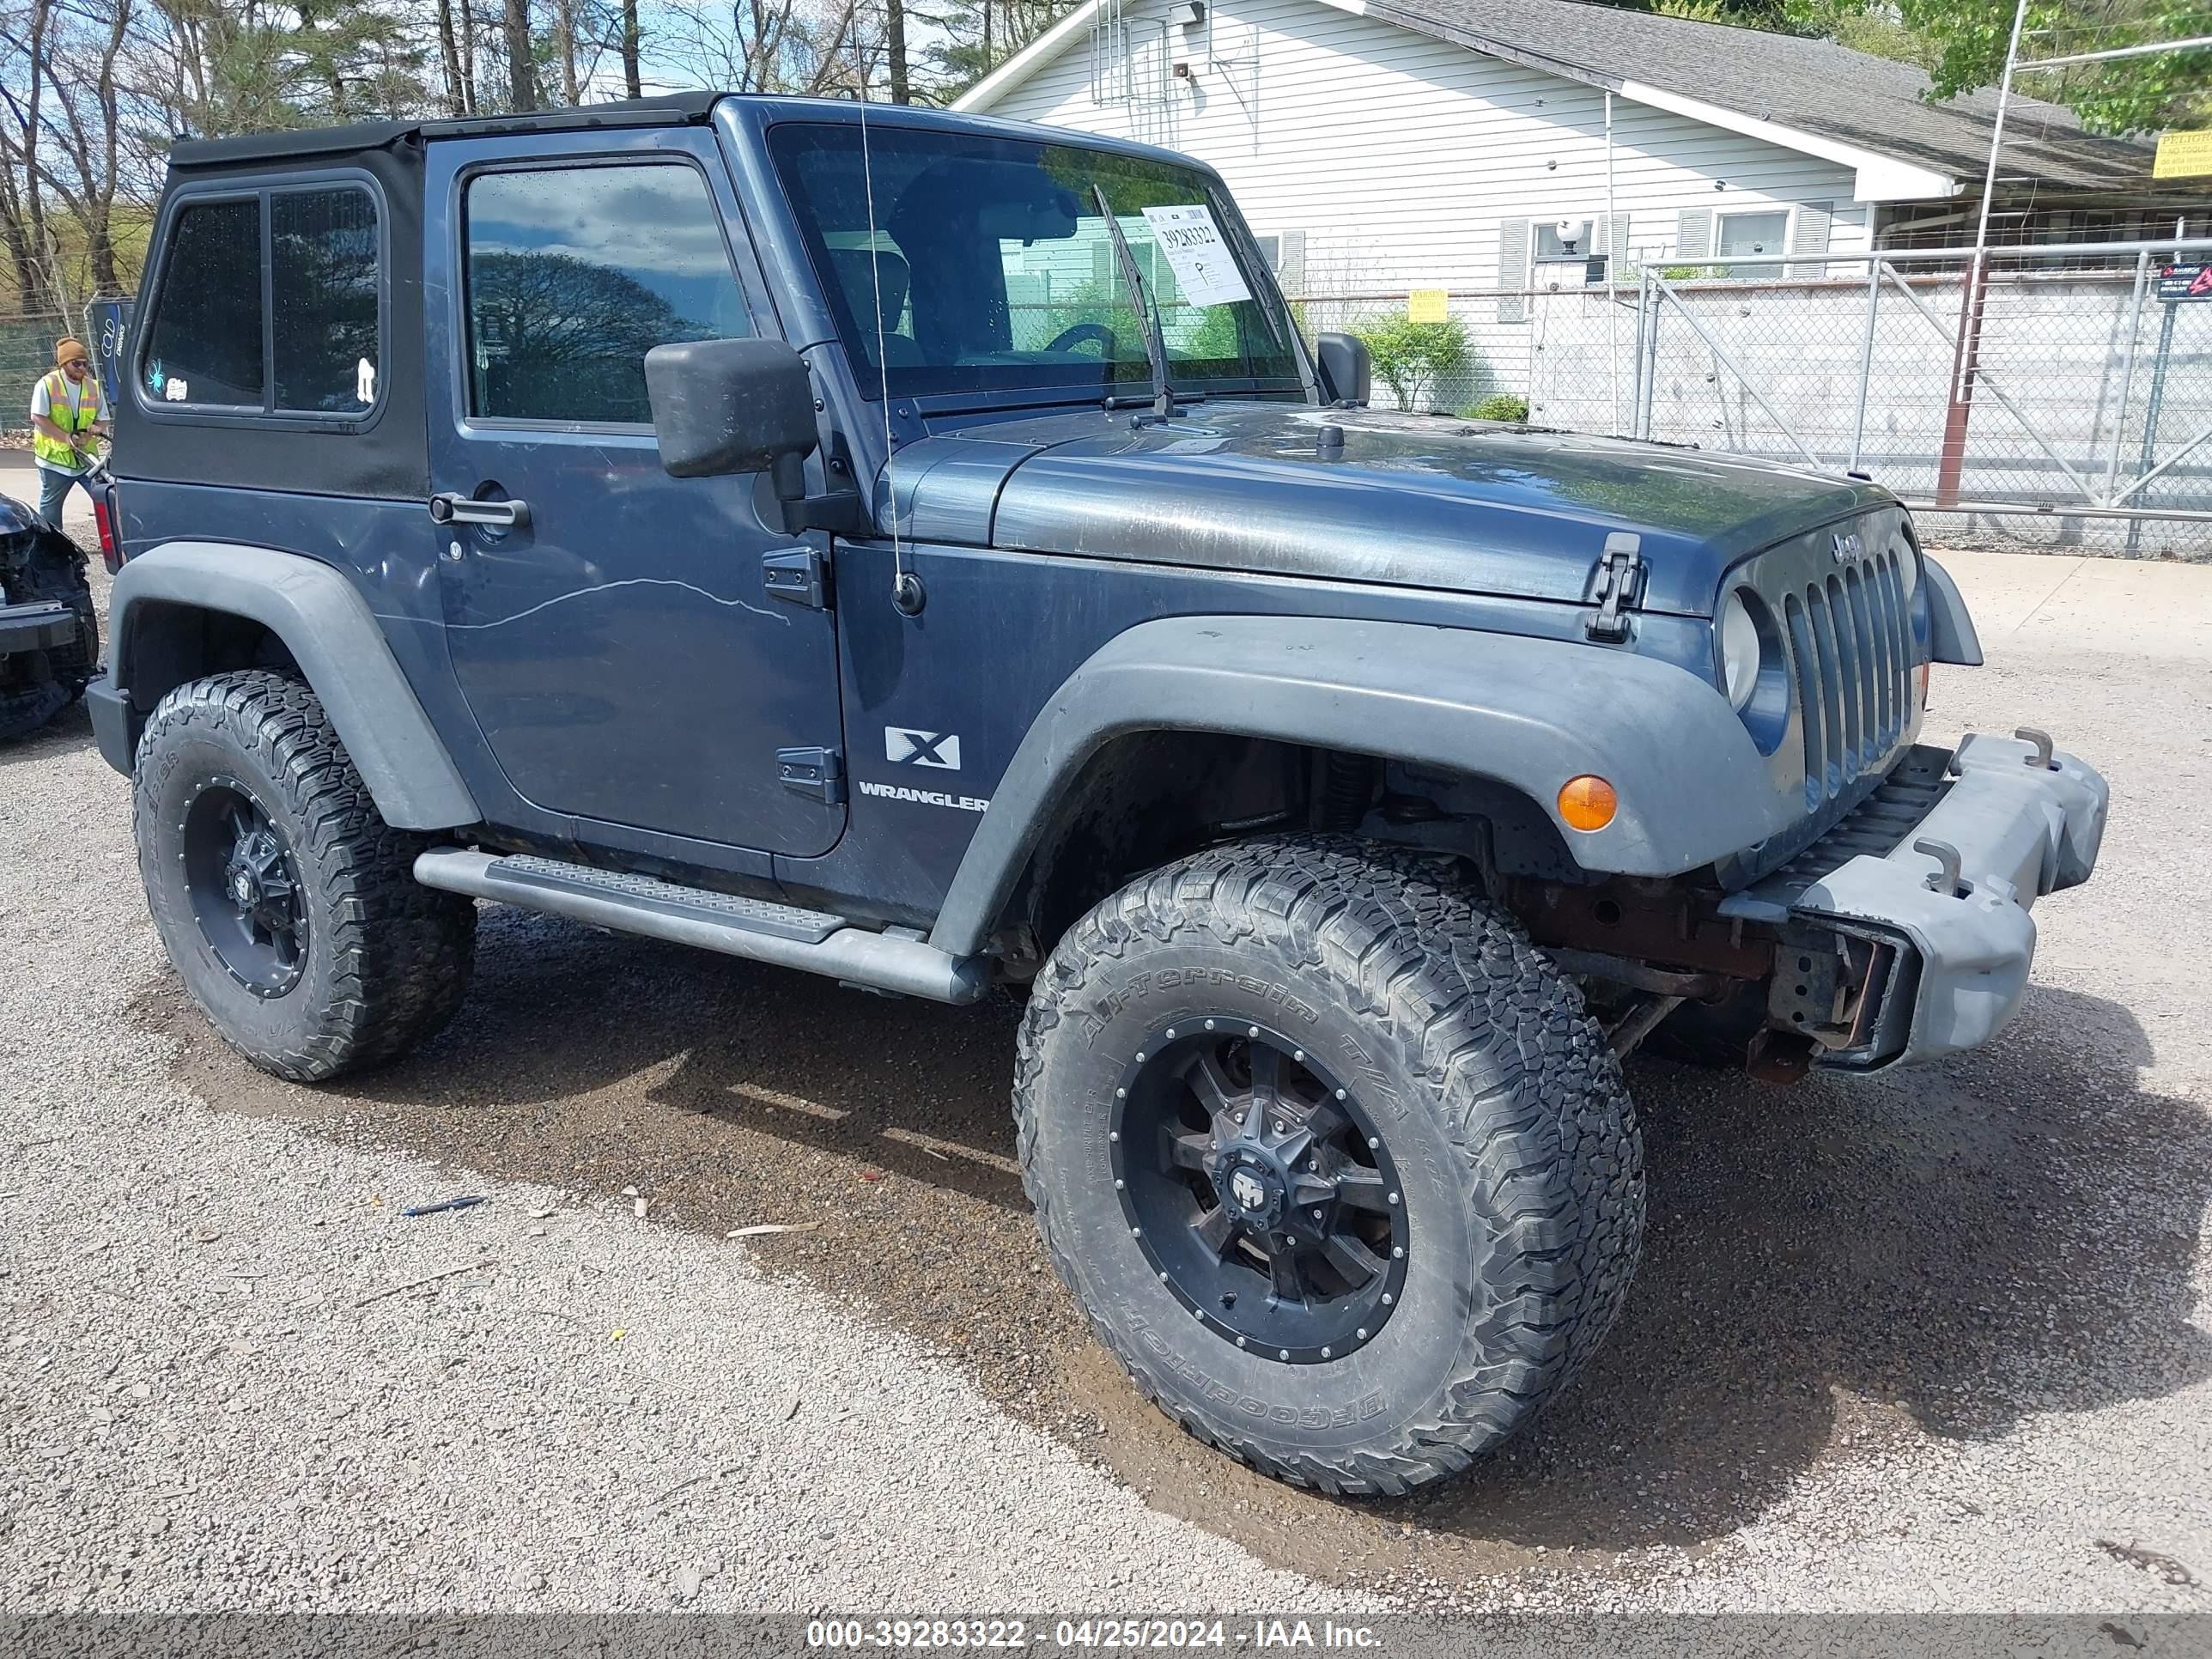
[620,0,641,95]
[502,0,538,108]
[1894,0,2212,136]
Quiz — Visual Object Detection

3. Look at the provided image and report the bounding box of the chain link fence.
[1294,236,2212,560]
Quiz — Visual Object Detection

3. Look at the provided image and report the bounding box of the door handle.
[429,492,531,529]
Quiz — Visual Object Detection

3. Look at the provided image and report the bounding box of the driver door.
[423,129,846,858]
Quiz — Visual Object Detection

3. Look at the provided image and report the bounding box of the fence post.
[2101,248,2151,507]
[1629,266,1646,439]
[1638,267,1659,441]
[1848,255,1882,473]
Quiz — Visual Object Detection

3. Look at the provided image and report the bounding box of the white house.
[953,0,2176,304]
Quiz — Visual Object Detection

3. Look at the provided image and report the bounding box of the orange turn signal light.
[1558,775,1619,832]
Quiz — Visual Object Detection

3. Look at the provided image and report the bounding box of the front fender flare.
[109,542,479,831]
[927,615,1799,957]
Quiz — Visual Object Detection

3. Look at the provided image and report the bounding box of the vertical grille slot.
[1784,592,1823,808]
[1804,582,1846,800]
[1876,552,1913,741]
[1842,566,1881,762]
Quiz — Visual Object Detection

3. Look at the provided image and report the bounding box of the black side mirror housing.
[1316,332,1370,407]
[645,337,819,481]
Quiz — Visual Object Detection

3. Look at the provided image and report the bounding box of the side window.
[143,198,265,408]
[272,187,380,412]
[464,163,750,425]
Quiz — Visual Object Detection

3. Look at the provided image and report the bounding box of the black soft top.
[167,92,719,170]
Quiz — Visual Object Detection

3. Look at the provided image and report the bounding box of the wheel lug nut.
[1311,1208,1322,1220]
[1273,1121,1285,1134]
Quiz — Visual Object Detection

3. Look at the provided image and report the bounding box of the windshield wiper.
[1092,184,1176,424]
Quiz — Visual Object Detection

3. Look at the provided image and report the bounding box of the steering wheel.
[1045,322,1118,357]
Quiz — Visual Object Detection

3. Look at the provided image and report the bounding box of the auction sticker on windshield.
[1142,204,1251,307]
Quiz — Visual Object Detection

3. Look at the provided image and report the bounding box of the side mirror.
[1316,331,1370,407]
[645,337,818,484]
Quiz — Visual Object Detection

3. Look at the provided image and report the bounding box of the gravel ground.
[3,481,2209,1616]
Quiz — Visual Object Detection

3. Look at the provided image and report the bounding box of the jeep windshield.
[769,121,1304,404]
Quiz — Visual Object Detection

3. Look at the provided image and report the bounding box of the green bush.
[1466,392,1530,423]
[1349,315,1469,410]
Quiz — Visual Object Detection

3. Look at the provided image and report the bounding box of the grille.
[1777,545,1916,810]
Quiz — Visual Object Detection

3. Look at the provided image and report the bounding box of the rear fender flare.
[108,541,479,831]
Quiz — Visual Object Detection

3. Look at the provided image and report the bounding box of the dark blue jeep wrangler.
[90,92,2109,1495]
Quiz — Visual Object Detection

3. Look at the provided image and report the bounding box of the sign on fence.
[2157,264,2212,304]
[1406,289,1449,323]
[2153,130,2212,179]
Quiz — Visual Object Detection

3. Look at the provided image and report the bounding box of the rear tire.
[133,670,477,1082]
[1015,835,1644,1496]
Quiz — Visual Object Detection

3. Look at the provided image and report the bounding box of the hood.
[888,402,1893,617]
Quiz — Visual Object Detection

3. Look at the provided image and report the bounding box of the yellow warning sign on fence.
[2154,129,2212,179]
[1406,289,1449,323]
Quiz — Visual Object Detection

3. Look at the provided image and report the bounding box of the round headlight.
[1899,542,1921,600]
[1720,592,1760,712]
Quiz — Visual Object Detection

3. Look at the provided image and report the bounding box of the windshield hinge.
[1584,532,1646,643]
[763,545,831,610]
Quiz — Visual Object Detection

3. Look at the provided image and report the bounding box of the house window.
[1717,210,1790,260]
[1534,218,1606,285]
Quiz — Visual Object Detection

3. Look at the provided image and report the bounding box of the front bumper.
[1721,733,2108,1069]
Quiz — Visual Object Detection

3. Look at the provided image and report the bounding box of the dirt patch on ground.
[132,901,2212,1603]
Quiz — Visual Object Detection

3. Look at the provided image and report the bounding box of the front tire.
[133,671,477,1082]
[1015,836,1644,1496]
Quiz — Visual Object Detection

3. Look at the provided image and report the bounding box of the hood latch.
[1585,532,1646,643]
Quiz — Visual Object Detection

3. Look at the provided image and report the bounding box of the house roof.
[958,0,2167,200]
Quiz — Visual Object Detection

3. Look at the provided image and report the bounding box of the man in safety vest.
[29,338,108,530]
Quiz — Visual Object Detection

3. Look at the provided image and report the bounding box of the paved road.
[3,494,2208,1613]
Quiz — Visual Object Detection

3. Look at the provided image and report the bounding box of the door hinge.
[777,745,845,805]
[763,545,831,610]
[1584,532,1646,643]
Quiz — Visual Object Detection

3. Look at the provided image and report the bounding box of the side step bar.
[413,848,989,1005]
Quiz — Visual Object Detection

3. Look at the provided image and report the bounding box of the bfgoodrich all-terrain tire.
[1015,836,1644,1496]
[133,670,476,1082]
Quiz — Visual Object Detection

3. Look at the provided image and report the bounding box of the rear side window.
[143,198,264,408]
[463,163,750,425]
[142,183,382,416]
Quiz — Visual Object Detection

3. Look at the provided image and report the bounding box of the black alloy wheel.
[179,775,308,998]
[1113,1020,1409,1364]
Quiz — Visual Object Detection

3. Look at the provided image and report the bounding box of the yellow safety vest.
[33,368,101,471]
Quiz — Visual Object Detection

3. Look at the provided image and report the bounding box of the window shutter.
[1594,213,1631,284]
[1676,207,1712,262]
[1278,229,1306,298]
[1790,200,1832,278]
[1496,220,1528,322]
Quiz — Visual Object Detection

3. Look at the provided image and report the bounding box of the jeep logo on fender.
[885,726,961,769]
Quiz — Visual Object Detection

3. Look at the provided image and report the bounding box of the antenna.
[852,19,924,616]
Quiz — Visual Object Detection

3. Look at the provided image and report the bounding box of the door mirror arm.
[769,445,872,539]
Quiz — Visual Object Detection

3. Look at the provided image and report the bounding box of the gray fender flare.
[927,614,1796,957]
[110,542,480,831]
[1920,554,1983,667]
